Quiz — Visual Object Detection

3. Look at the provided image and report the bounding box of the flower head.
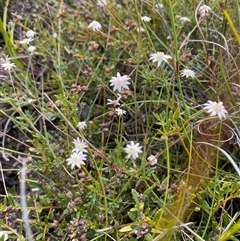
[77,121,87,130]
[179,16,191,22]
[155,3,164,10]
[149,52,172,67]
[115,108,126,116]
[97,0,107,7]
[88,20,102,32]
[1,60,16,71]
[28,45,37,53]
[180,69,195,79]
[147,155,158,166]
[66,152,87,169]
[203,100,228,120]
[199,5,211,18]
[19,38,34,45]
[72,137,88,153]
[107,94,121,107]
[26,30,35,39]
[141,16,151,22]
[124,141,143,160]
[136,26,145,33]
[109,72,131,92]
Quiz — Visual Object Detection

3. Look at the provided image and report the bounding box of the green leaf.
[217,219,240,241]
[153,208,163,223]
[131,189,139,204]
[119,225,133,233]
[128,211,136,221]
[144,185,156,196]
[145,233,153,241]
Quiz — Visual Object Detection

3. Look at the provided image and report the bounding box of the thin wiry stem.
[197,141,240,177]
[1,115,13,161]
[0,161,8,195]
[20,157,33,241]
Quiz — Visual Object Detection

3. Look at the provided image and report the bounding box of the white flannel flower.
[109,72,131,92]
[180,69,195,79]
[26,30,35,39]
[115,108,126,116]
[203,101,228,120]
[72,137,88,153]
[97,0,107,7]
[19,38,34,44]
[28,45,37,53]
[199,5,211,17]
[66,152,87,169]
[1,60,16,71]
[88,20,102,32]
[107,94,121,107]
[141,16,151,22]
[77,121,87,130]
[124,141,143,160]
[147,155,158,166]
[149,52,172,67]
[179,16,191,22]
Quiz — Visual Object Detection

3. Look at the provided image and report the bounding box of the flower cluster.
[66,1,226,172]
[19,29,37,53]
[108,72,131,116]
[66,137,88,169]
[66,122,88,169]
